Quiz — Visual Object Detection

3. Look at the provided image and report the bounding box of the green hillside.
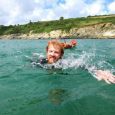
[0,14,115,35]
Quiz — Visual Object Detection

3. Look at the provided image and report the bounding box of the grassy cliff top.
[0,14,115,35]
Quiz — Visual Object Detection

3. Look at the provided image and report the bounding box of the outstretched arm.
[94,70,115,84]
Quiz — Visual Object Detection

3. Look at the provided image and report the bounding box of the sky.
[0,0,115,26]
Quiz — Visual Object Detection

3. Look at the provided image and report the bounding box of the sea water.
[0,39,115,115]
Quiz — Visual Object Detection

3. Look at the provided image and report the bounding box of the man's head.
[46,40,64,64]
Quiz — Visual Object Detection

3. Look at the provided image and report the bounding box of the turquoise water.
[0,39,115,115]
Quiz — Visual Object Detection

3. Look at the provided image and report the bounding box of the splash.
[26,51,114,77]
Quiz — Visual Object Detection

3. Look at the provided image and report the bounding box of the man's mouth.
[49,56,56,60]
[48,56,57,63]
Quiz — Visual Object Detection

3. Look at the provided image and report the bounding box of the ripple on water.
[0,39,115,115]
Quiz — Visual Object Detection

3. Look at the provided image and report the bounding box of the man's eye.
[49,50,53,53]
[55,51,59,54]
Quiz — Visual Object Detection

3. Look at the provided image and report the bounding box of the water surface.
[0,39,115,115]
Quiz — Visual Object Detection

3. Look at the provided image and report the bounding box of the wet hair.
[46,40,64,58]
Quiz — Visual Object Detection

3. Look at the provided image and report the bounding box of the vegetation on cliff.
[0,14,115,35]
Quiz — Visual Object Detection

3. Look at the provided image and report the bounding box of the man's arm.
[94,70,115,84]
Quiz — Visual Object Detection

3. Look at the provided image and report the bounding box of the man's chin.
[48,59,56,64]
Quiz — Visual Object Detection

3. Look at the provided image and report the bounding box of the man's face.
[47,44,62,64]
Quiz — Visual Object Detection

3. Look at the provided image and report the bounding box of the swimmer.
[35,40,115,84]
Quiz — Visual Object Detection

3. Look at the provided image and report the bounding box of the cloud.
[82,0,108,16]
[108,1,115,13]
[0,0,22,25]
[0,0,115,25]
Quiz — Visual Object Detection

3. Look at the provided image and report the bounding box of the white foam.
[29,51,114,78]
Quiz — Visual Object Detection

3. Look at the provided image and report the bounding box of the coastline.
[0,23,115,39]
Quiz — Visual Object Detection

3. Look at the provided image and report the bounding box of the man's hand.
[94,70,115,84]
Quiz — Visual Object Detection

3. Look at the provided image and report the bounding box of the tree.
[59,16,64,21]
[29,20,32,24]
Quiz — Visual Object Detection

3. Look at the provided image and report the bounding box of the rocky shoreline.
[0,23,115,39]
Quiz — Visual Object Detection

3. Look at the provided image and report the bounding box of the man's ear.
[61,49,64,56]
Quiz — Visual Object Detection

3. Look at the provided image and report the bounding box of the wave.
[25,51,115,76]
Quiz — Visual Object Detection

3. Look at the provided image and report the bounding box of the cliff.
[0,23,115,39]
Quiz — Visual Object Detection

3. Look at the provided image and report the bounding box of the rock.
[0,23,115,39]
